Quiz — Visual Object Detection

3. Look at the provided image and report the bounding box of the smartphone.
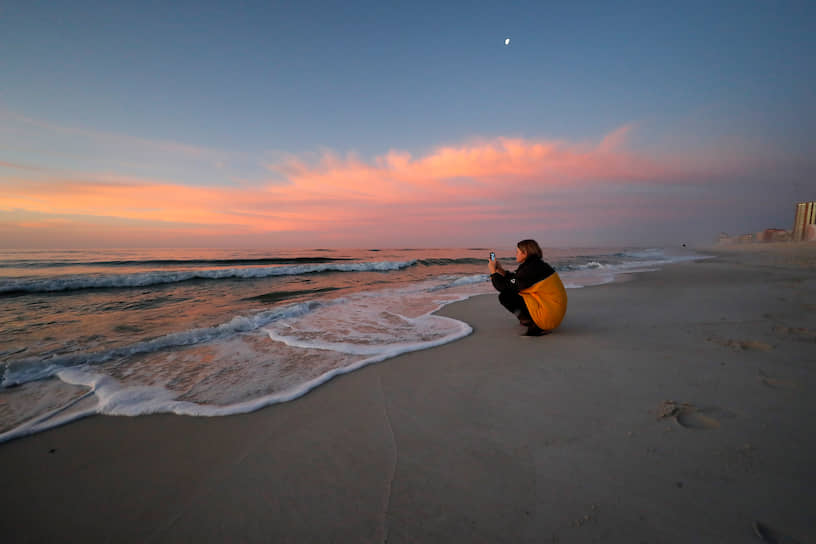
[489,252,495,261]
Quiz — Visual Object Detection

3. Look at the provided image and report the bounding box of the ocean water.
[0,246,707,442]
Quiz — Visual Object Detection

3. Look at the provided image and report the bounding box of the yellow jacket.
[519,272,568,331]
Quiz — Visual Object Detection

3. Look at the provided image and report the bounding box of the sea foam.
[1,300,327,387]
[0,283,479,444]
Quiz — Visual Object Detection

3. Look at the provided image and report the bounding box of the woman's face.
[515,247,527,263]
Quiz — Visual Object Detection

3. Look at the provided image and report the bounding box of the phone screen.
[489,252,495,261]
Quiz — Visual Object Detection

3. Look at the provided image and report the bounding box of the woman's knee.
[498,290,515,308]
[498,291,526,315]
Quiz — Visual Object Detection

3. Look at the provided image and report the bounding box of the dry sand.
[1,245,815,543]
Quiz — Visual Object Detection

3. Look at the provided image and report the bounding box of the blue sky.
[1,0,814,247]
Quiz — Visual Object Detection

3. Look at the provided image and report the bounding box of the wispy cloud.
[598,123,635,153]
[1,109,224,159]
[0,107,263,187]
[0,160,46,171]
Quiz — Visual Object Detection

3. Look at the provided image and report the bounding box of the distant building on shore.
[757,228,791,242]
[718,201,816,245]
[793,201,816,242]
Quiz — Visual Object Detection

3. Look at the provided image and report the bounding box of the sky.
[1,0,814,249]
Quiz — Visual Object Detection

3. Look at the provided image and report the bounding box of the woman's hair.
[517,239,542,259]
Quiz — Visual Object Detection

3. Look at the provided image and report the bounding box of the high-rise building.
[792,201,816,242]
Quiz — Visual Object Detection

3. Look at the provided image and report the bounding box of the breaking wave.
[0,260,417,295]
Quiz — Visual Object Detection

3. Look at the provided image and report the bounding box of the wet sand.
[1,244,815,543]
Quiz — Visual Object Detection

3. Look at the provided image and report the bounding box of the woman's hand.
[488,253,503,275]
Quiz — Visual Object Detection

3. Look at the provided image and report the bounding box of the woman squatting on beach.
[488,239,568,336]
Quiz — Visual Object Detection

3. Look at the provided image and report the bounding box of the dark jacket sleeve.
[490,271,519,292]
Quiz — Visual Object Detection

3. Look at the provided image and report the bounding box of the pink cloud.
[0,125,766,246]
[273,130,710,206]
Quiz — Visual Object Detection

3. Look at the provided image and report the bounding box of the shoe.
[518,318,533,327]
[522,325,547,337]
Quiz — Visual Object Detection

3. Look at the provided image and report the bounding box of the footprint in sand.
[657,401,721,430]
[675,410,721,430]
[706,336,773,351]
[758,370,802,391]
[772,326,816,343]
[753,521,802,543]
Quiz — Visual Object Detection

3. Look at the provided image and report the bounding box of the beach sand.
[2,245,815,543]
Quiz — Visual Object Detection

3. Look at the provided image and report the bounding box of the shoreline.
[1,246,814,542]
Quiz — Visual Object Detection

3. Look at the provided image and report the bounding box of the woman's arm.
[488,252,518,291]
[491,269,518,291]
[490,259,518,292]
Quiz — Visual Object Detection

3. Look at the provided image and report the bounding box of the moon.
[504,37,511,46]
